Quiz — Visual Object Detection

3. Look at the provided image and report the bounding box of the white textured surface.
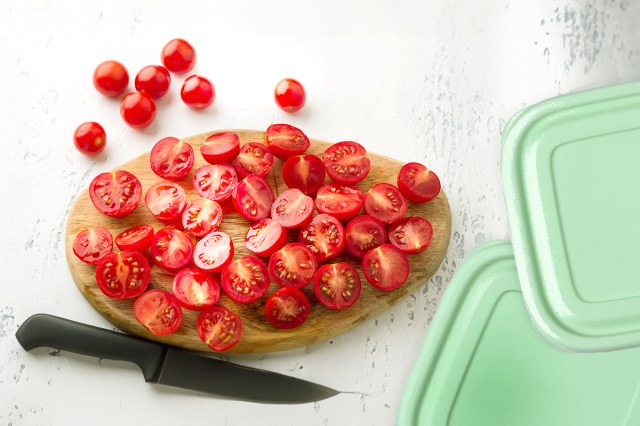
[1,1,639,425]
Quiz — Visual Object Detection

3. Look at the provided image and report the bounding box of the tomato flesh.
[172,268,220,310]
[197,305,243,352]
[73,226,113,265]
[161,38,196,73]
[313,263,362,309]
[362,244,409,291]
[134,289,183,336]
[274,78,306,113]
[200,132,240,165]
[315,183,364,222]
[282,154,325,195]
[232,142,274,178]
[244,218,287,257]
[388,216,433,254]
[73,122,106,156]
[265,287,309,329]
[193,231,234,273]
[120,91,156,129]
[397,162,441,203]
[271,188,314,229]
[363,182,408,224]
[115,224,154,253]
[323,141,370,184]
[151,228,194,270]
[345,214,387,258]
[298,214,346,262]
[89,170,142,217]
[193,163,238,203]
[268,243,317,288]
[93,60,129,97]
[232,175,274,221]
[149,137,194,180]
[265,124,310,160]
[145,181,187,222]
[181,75,215,109]
[135,65,171,99]
[96,250,150,299]
[221,256,270,303]
[181,197,223,238]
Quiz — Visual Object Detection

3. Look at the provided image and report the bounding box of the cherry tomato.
[73,122,106,156]
[151,228,194,271]
[313,263,361,309]
[244,218,287,257]
[363,182,408,224]
[268,243,317,288]
[96,250,150,299]
[388,216,433,254]
[270,188,314,229]
[161,38,197,73]
[298,214,346,262]
[197,305,242,352]
[89,170,142,217]
[145,181,187,222]
[181,197,223,238]
[315,183,364,222]
[72,226,113,265]
[345,214,387,258]
[181,75,215,109]
[134,289,183,336]
[200,132,240,165]
[172,268,220,310]
[397,162,441,203]
[193,231,234,273]
[120,91,156,129]
[362,244,409,291]
[134,65,171,98]
[274,78,306,113]
[93,60,129,97]
[265,287,310,329]
[149,137,194,180]
[115,224,154,253]
[193,163,238,203]
[265,124,310,160]
[232,142,274,178]
[232,175,274,221]
[282,154,325,195]
[323,141,371,184]
[221,256,270,303]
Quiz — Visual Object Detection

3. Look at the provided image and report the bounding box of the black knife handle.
[16,314,166,382]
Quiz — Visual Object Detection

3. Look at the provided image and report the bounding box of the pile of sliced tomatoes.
[72,124,441,351]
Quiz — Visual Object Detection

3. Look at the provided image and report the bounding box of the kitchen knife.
[15,314,340,404]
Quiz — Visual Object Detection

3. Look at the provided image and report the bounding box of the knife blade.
[15,314,340,404]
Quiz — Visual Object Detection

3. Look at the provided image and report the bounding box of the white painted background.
[1,1,638,425]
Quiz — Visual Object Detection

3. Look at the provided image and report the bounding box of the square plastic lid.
[501,82,640,352]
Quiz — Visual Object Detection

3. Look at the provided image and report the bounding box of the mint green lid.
[398,241,640,426]
[501,82,640,352]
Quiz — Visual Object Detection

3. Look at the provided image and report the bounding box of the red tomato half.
[388,216,433,254]
[323,141,370,185]
[149,137,194,180]
[313,262,362,309]
[115,224,154,253]
[89,170,142,217]
[134,289,183,336]
[265,287,310,329]
[265,124,310,160]
[93,60,129,97]
[135,65,171,99]
[200,132,240,165]
[197,305,243,352]
[362,244,409,291]
[145,181,187,222]
[96,250,150,299]
[397,162,441,203]
[172,268,220,310]
[73,122,106,156]
[161,38,197,73]
[274,78,306,113]
[282,154,325,195]
[221,256,270,303]
[232,142,274,178]
[151,228,194,270]
[244,218,287,257]
[193,163,238,203]
[181,197,223,238]
[73,226,113,265]
[232,175,274,221]
[193,231,234,273]
[120,91,156,129]
[268,243,317,288]
[271,188,314,229]
[345,215,387,258]
[315,183,364,222]
[363,182,408,224]
[298,214,346,262]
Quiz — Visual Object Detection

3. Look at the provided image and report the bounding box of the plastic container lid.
[501,82,640,352]
[398,241,640,426]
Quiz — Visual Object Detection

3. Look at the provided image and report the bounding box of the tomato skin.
[221,256,270,303]
[161,38,197,73]
[134,289,183,336]
[73,122,106,156]
[282,154,326,195]
[265,287,310,329]
[151,228,194,271]
[145,181,187,222]
[362,244,410,291]
[268,243,317,288]
[231,175,274,221]
[244,218,287,257]
[73,226,113,265]
[93,60,129,97]
[95,250,151,299]
[149,137,194,180]
[298,214,346,262]
[193,231,234,273]
[89,170,142,217]
[274,78,306,113]
[120,91,156,129]
[345,214,387,258]
[197,305,243,352]
[363,182,408,225]
[323,141,371,185]
[232,142,274,178]
[172,268,220,310]
[265,124,310,160]
[397,162,441,203]
[115,224,154,253]
[270,188,314,229]
[135,65,171,99]
[313,262,362,309]
[388,216,433,254]
[200,132,240,165]
[193,163,238,203]
[181,197,223,238]
[181,75,215,109]
[315,183,364,222]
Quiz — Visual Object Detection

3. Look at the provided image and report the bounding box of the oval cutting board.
[65,130,451,353]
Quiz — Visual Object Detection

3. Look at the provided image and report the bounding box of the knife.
[15,314,340,404]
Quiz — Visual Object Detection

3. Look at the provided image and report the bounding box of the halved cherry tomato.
[120,91,156,129]
[231,175,274,221]
[181,197,223,238]
[232,142,274,178]
[362,244,409,291]
[282,154,325,195]
[145,181,187,222]
[315,183,364,222]
[89,170,142,217]
[197,305,243,352]
[363,182,408,224]
[151,228,194,270]
[323,141,370,185]
[268,243,317,288]
[274,78,306,113]
[193,231,234,273]
[200,132,240,165]
[397,162,441,203]
[193,164,238,203]
[271,188,314,229]
[115,224,154,253]
[95,250,150,299]
[298,214,346,262]
[388,216,433,254]
[265,124,310,160]
[149,137,194,180]
[181,75,215,109]
[134,289,183,336]
[73,226,113,265]
[265,286,310,329]
[135,65,171,99]
[172,268,220,310]
[93,60,129,97]
[221,256,270,303]
[73,122,106,156]
[244,218,287,257]
[161,38,197,73]
[345,215,387,258]
[313,262,362,309]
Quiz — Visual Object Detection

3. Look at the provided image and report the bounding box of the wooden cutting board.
[65,129,451,354]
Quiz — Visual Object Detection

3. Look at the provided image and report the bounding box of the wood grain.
[65,129,451,353]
